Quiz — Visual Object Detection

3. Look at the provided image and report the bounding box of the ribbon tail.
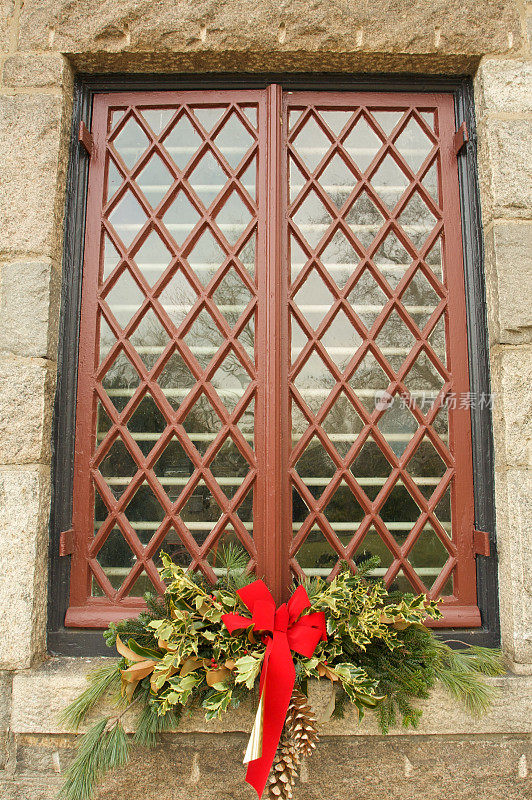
[245,632,295,799]
[243,689,264,764]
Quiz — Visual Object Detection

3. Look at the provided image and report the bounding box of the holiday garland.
[59,547,504,800]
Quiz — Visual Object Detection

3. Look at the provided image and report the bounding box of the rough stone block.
[0,262,60,359]
[484,223,532,344]
[56,732,532,800]
[490,345,532,469]
[0,672,11,731]
[0,774,63,800]
[0,355,55,464]
[482,119,532,219]
[0,94,64,259]
[0,672,12,770]
[0,466,50,669]
[2,53,66,88]
[11,658,532,737]
[475,58,532,115]
[505,469,532,664]
[0,1,15,47]
[15,734,76,775]
[5,729,532,800]
[17,0,522,58]
[496,468,532,666]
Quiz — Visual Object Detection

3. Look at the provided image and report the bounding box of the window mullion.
[255,84,292,602]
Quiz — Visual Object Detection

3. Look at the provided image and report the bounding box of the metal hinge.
[453,122,469,156]
[79,121,94,156]
[59,528,75,556]
[473,528,490,557]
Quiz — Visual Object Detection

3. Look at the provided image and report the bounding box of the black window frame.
[48,73,499,656]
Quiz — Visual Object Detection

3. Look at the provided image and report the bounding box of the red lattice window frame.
[65,86,480,628]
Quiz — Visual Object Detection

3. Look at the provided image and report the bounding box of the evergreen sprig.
[431,640,504,715]
[133,695,182,748]
[59,661,122,730]
[59,717,130,800]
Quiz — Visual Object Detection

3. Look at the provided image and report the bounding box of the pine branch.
[59,662,122,731]
[133,698,182,748]
[352,555,381,579]
[216,544,253,590]
[58,717,130,800]
[104,613,161,650]
[432,641,504,715]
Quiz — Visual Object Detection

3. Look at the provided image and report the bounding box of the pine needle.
[133,700,182,748]
[59,662,122,730]
[217,543,251,589]
[58,717,130,800]
[432,641,504,715]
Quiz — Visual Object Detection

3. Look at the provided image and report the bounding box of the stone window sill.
[10,658,532,736]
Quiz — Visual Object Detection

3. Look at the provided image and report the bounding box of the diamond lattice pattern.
[289,104,453,595]
[92,103,259,596]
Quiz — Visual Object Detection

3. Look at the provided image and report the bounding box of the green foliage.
[234,653,264,689]
[202,684,234,720]
[59,550,504,800]
[59,718,129,800]
[217,543,253,590]
[431,640,504,715]
[59,661,122,730]
[133,695,182,748]
[356,625,504,732]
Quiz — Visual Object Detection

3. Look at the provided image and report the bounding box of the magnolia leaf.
[123,680,137,703]
[206,667,230,686]
[120,659,157,701]
[120,660,157,682]
[116,635,147,663]
[179,656,203,677]
[317,662,339,682]
[126,639,162,660]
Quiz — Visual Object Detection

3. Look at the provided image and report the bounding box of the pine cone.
[284,686,319,758]
[267,738,300,799]
[266,687,320,799]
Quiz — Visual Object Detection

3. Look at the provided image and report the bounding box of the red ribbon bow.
[222,580,327,798]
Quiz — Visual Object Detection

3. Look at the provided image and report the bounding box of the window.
[50,79,498,646]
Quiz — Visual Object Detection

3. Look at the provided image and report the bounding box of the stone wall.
[0,1,530,798]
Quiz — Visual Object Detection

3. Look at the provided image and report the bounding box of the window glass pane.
[94,526,135,592]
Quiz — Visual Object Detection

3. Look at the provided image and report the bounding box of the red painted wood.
[473,529,491,557]
[67,88,481,628]
[261,84,292,602]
